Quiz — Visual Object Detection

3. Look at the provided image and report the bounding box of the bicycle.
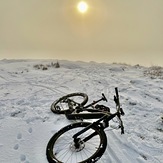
[47,88,125,163]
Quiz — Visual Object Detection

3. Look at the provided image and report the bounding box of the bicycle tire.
[51,93,88,114]
[46,122,107,163]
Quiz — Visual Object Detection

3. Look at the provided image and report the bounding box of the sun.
[77,1,88,14]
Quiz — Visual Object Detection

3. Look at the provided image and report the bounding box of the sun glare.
[77,1,88,14]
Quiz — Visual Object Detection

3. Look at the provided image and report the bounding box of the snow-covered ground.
[0,59,163,163]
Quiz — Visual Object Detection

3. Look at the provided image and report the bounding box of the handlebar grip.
[121,126,124,134]
[115,87,119,98]
[102,93,107,102]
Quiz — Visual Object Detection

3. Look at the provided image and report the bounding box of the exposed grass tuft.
[144,66,163,79]
[33,61,60,70]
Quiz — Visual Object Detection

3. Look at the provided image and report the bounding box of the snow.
[0,59,163,163]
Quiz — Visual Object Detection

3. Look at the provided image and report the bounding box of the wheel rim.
[51,126,103,163]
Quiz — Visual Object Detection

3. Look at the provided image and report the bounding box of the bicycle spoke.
[54,129,100,162]
[57,147,71,160]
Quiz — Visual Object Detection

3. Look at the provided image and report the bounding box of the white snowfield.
[0,59,163,163]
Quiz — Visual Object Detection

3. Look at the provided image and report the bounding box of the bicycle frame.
[72,111,124,150]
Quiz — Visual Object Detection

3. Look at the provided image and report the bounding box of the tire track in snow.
[29,83,66,94]
[0,74,19,82]
[103,130,163,163]
[29,77,76,95]
[126,136,163,163]
[0,75,8,82]
[101,130,142,163]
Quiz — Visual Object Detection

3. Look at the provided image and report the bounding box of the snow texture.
[0,59,163,163]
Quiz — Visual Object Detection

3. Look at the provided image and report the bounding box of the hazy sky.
[0,0,163,66]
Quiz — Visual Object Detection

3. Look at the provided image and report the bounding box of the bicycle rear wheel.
[46,122,107,163]
[51,93,88,114]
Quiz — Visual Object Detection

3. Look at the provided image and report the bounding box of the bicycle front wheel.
[51,93,88,114]
[46,122,107,163]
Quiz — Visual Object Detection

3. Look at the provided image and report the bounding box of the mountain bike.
[46,88,125,163]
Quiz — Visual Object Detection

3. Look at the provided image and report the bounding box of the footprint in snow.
[17,133,22,139]
[14,128,32,162]
[13,133,22,150]
[13,144,19,150]
[20,153,29,163]
[20,154,26,161]
[28,127,32,134]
